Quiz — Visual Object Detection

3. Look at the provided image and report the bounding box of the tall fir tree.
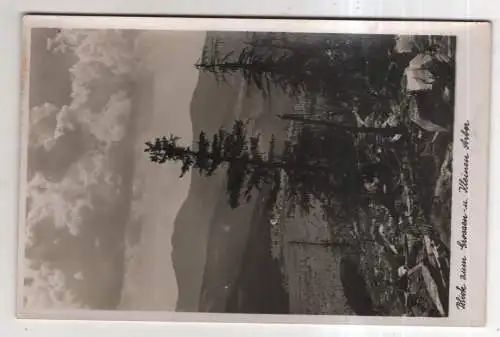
[145,120,284,209]
[145,120,364,214]
[195,39,311,96]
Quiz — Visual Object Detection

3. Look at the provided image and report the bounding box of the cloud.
[29,103,59,151]
[33,89,132,157]
[46,29,137,152]
[26,29,138,244]
[30,102,58,126]
[25,145,123,244]
[23,262,85,310]
[22,28,143,310]
[69,78,92,110]
[73,271,84,281]
[48,29,140,77]
[48,90,132,155]
[82,90,132,150]
[26,172,93,239]
[53,105,77,139]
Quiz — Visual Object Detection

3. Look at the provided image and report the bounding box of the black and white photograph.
[17,16,491,326]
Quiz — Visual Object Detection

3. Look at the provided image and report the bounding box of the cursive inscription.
[455,121,471,311]
[460,120,471,150]
[456,285,467,310]
[459,256,467,281]
[458,153,469,194]
[457,199,468,250]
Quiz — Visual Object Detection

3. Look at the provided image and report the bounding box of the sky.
[117,30,207,311]
[22,28,206,311]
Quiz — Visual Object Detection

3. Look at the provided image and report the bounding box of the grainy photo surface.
[17,17,491,326]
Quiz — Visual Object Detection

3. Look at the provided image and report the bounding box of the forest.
[145,32,455,317]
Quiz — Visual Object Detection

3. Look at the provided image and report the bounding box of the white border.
[16,15,492,328]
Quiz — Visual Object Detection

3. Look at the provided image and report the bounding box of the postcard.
[17,15,491,326]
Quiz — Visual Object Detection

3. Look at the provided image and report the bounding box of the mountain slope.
[171,46,246,311]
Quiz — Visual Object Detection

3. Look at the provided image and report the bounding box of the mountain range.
[171,32,295,313]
